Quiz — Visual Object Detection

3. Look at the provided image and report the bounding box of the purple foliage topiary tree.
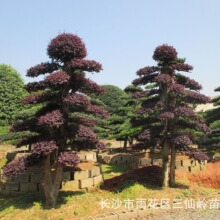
[3,33,108,207]
[132,44,211,187]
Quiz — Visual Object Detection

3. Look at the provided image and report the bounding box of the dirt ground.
[176,161,220,189]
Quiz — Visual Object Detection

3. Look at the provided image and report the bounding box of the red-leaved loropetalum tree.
[3,33,108,207]
[132,44,211,187]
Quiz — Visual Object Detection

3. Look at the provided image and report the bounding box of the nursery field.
[0,161,219,220]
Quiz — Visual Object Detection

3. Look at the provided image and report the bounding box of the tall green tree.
[96,85,128,114]
[108,85,143,148]
[0,64,27,126]
[205,87,220,147]
[93,85,128,140]
[132,45,210,187]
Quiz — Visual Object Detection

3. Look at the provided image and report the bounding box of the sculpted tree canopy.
[2,33,108,207]
[108,85,143,148]
[92,85,129,140]
[95,85,128,114]
[205,86,220,147]
[0,64,27,126]
[132,44,210,187]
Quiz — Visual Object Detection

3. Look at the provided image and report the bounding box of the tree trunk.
[161,142,169,187]
[169,144,176,187]
[150,147,155,166]
[123,137,128,149]
[41,154,63,208]
[128,137,133,147]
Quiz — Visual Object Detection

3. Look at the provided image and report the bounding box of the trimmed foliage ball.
[47,33,87,62]
[153,44,177,62]
[57,151,80,167]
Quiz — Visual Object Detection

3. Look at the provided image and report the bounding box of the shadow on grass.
[102,166,163,192]
[171,183,189,189]
[102,164,130,179]
[102,165,190,193]
[54,190,85,209]
[0,190,85,212]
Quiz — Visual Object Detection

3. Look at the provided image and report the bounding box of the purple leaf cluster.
[154,74,172,85]
[132,89,159,99]
[96,141,106,150]
[170,63,193,72]
[184,91,210,104]
[44,71,70,85]
[3,156,28,177]
[87,104,109,118]
[47,33,87,62]
[22,92,52,104]
[171,135,192,147]
[185,78,202,91]
[57,151,80,167]
[153,44,177,62]
[190,151,209,161]
[25,81,46,92]
[33,141,58,156]
[76,77,106,94]
[132,77,142,86]
[169,83,185,95]
[175,106,205,124]
[137,130,151,142]
[131,142,146,151]
[132,73,158,86]
[72,125,96,140]
[136,100,162,114]
[136,66,159,76]
[63,93,89,108]
[67,59,102,73]
[78,117,97,127]
[38,110,64,126]
[177,120,198,131]
[158,111,175,120]
[182,147,209,161]
[3,154,39,177]
[26,62,59,77]
[195,123,211,133]
[175,106,195,118]
[176,75,202,91]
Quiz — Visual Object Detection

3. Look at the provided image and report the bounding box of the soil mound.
[103,165,162,191]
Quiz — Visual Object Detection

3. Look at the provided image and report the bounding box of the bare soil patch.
[176,161,220,189]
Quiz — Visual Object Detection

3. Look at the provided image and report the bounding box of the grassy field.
[101,164,130,179]
[0,157,7,169]
[0,181,218,220]
[0,163,219,220]
[0,142,219,219]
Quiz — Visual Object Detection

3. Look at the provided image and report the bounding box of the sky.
[0,0,220,96]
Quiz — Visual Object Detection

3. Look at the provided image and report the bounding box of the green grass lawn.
[0,157,7,169]
[101,164,130,179]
